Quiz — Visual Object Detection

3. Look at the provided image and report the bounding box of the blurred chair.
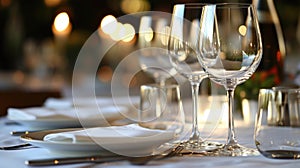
[0,89,61,116]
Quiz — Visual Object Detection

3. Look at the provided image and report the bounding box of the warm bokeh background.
[0,0,299,115]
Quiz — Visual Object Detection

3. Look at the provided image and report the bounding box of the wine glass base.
[179,140,224,155]
[209,144,260,156]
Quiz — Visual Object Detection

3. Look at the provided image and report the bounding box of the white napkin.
[7,106,128,121]
[43,124,174,144]
[44,98,73,109]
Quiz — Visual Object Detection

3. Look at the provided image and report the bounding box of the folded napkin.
[7,106,127,121]
[44,98,73,109]
[43,124,174,144]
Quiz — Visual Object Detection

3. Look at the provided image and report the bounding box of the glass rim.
[174,2,252,8]
[213,3,253,9]
[174,3,210,8]
[272,86,300,92]
[140,83,179,89]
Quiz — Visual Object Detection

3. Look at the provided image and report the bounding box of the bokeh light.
[44,0,61,7]
[238,25,247,36]
[54,12,70,32]
[110,22,125,41]
[120,0,150,14]
[100,15,118,35]
[122,23,136,42]
[97,66,113,82]
[144,27,153,42]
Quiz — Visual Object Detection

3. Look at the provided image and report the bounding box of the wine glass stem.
[154,79,165,117]
[159,79,166,87]
[155,78,166,87]
[226,88,237,146]
[190,82,201,140]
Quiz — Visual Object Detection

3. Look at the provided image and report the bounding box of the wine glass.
[198,3,262,156]
[138,15,177,86]
[168,3,222,153]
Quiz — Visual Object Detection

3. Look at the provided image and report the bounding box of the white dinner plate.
[20,128,111,156]
[11,118,106,129]
[20,127,175,156]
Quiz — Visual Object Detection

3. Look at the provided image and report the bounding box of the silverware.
[25,145,183,166]
[10,130,42,136]
[0,143,34,150]
[4,121,21,125]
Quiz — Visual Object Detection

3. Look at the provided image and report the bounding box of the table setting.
[1,110,300,167]
[1,2,300,168]
[6,96,139,129]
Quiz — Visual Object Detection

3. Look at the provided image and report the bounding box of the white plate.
[11,118,106,129]
[20,128,174,156]
[20,128,111,155]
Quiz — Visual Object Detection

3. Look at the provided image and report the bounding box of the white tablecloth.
[1,116,300,168]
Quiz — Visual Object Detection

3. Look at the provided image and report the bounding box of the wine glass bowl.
[137,15,177,86]
[199,4,262,86]
[198,3,262,156]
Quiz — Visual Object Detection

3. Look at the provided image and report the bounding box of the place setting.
[1,73,187,163]
[6,96,139,129]
[3,84,186,166]
[13,86,180,157]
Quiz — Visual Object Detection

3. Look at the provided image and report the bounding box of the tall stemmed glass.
[168,3,222,153]
[198,3,262,156]
[138,15,177,86]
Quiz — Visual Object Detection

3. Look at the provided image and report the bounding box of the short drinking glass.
[255,88,300,159]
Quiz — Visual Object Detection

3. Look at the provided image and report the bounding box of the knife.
[25,155,128,166]
[25,145,184,166]
[10,130,45,136]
